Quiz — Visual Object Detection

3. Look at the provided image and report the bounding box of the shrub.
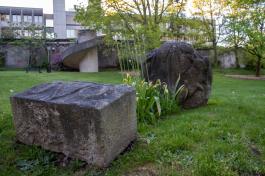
[123,74,185,124]
[0,53,5,67]
[245,56,265,71]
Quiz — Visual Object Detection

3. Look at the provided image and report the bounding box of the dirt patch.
[225,75,265,80]
[123,163,158,176]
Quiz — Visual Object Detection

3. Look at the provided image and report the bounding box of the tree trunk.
[255,57,261,77]
[213,41,218,66]
[234,46,240,68]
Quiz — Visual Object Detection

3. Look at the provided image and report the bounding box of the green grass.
[216,68,265,75]
[0,70,265,176]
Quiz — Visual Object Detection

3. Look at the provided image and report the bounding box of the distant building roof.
[0,6,43,16]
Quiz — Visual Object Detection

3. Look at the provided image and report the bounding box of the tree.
[75,0,187,51]
[23,25,47,71]
[192,0,226,65]
[223,1,246,68]
[232,0,265,76]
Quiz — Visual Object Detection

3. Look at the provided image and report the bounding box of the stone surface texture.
[144,41,212,108]
[10,81,137,167]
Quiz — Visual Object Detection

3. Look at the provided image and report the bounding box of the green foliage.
[223,1,246,47]
[159,76,186,116]
[75,0,187,51]
[15,150,54,172]
[74,0,103,31]
[0,53,5,67]
[225,1,265,75]
[123,74,185,124]
[245,55,265,71]
[240,3,265,57]
[192,0,227,64]
[123,74,161,124]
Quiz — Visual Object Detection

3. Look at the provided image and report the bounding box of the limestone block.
[10,81,137,167]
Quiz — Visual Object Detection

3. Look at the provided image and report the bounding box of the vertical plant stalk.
[115,40,124,74]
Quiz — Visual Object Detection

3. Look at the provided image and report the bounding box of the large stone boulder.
[10,82,137,167]
[143,41,212,108]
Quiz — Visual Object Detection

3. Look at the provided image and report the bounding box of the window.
[34,16,43,25]
[12,15,21,23]
[0,14,10,22]
[45,19,53,27]
[23,15,32,23]
[67,29,76,38]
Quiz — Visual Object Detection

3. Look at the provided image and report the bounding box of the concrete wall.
[0,38,118,70]
[218,51,236,68]
[197,48,237,68]
[66,11,79,26]
[79,48,98,72]
[5,46,29,68]
[0,45,47,68]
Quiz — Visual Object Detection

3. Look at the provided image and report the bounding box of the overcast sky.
[0,0,87,13]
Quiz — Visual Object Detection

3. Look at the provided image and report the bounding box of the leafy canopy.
[75,0,187,50]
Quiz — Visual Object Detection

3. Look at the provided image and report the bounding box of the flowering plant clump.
[123,74,186,124]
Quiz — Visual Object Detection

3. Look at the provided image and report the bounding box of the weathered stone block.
[10,81,137,167]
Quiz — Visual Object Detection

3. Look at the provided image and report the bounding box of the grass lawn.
[0,70,265,176]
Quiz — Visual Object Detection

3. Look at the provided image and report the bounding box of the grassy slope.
[0,70,265,176]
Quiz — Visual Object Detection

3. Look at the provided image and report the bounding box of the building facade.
[0,0,83,39]
[0,6,44,38]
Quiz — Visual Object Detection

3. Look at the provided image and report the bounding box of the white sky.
[0,0,87,13]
